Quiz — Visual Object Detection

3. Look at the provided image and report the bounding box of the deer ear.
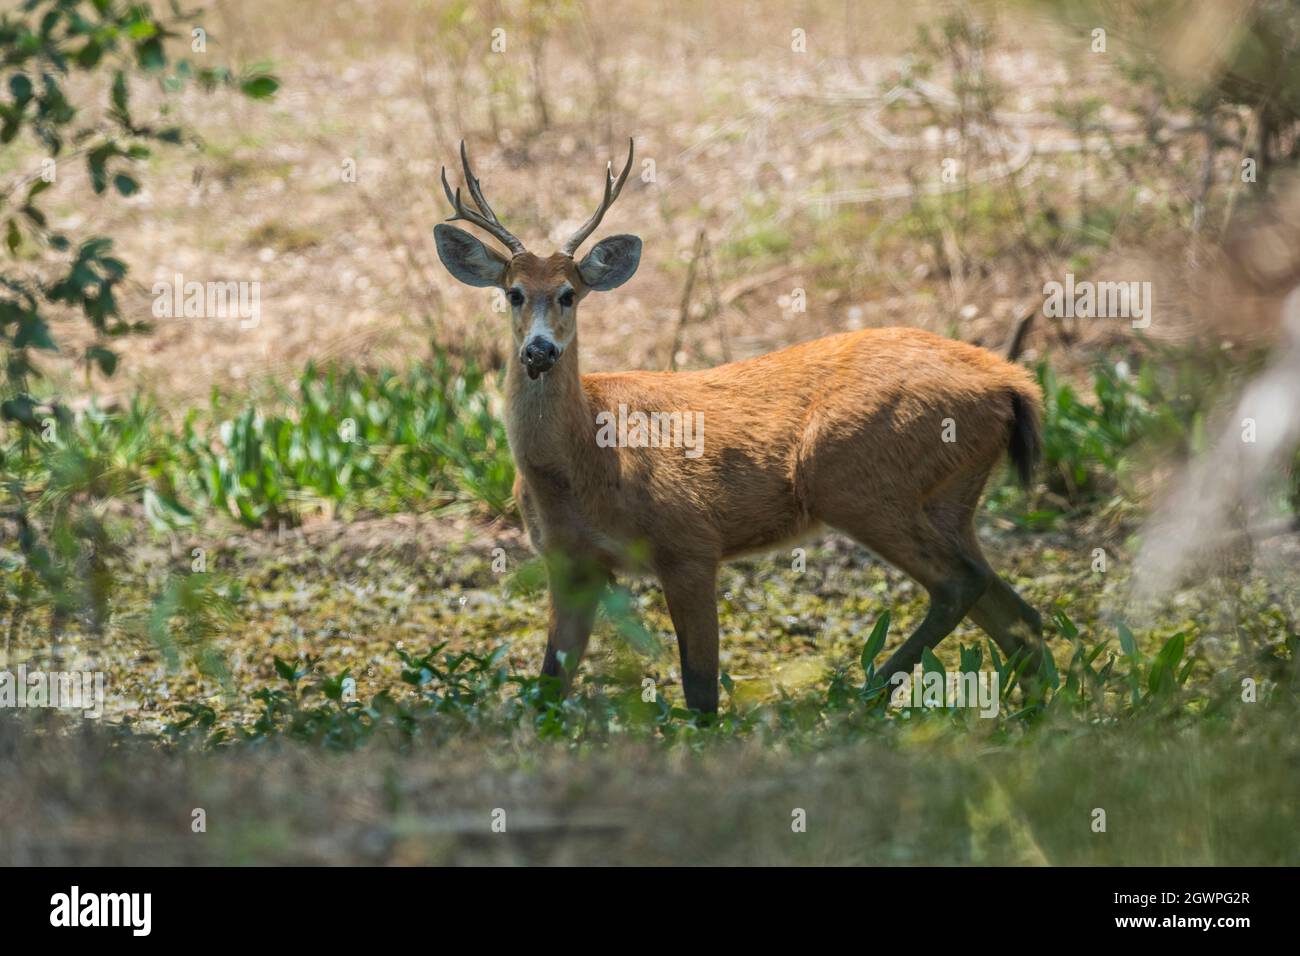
[577,234,642,291]
[434,223,510,288]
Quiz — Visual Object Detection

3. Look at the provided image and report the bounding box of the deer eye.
[558,289,575,308]
[507,289,524,307]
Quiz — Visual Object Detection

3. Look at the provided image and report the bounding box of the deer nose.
[521,337,559,376]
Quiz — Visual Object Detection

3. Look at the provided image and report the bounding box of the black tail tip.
[1008,391,1041,489]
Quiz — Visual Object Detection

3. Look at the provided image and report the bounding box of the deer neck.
[504,334,595,482]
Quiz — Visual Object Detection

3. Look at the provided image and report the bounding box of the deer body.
[435,140,1047,713]
[509,326,1035,562]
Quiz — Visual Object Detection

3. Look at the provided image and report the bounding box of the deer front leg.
[659,559,721,714]
[540,554,608,694]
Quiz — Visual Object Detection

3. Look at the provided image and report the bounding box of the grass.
[173,356,515,525]
[155,603,1288,752]
[2,344,1296,865]
[3,352,515,530]
[2,598,1295,865]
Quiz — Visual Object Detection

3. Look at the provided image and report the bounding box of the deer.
[434,139,1048,714]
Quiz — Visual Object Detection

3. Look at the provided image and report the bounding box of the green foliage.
[159,604,1284,753]
[1,0,277,393]
[1037,358,1169,501]
[992,348,1270,526]
[1,354,514,668]
[168,357,516,527]
[2,355,514,651]
[0,0,276,674]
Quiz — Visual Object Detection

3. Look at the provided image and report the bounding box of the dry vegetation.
[19,0,1285,404]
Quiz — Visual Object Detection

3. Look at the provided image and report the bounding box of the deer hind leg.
[932,475,1046,677]
[831,504,990,683]
[968,575,1045,675]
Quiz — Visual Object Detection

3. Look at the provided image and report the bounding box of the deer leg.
[943,489,1048,684]
[832,506,990,685]
[540,554,608,693]
[968,574,1045,674]
[876,560,989,682]
[659,559,721,714]
[540,595,600,691]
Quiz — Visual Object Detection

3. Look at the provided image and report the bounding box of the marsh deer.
[435,139,1047,713]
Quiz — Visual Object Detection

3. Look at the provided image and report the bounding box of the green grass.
[4,598,1294,865]
[2,353,516,532]
[171,356,515,526]
[984,346,1267,527]
[0,352,514,669]
[159,604,1284,752]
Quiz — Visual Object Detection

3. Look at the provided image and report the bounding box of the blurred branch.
[667,231,706,371]
[1004,310,1037,362]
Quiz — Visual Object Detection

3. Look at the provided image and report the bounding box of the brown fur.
[507,319,1047,712]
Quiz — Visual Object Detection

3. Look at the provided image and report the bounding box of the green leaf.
[1052,609,1079,640]
[1158,632,1185,669]
[112,173,138,196]
[75,40,103,69]
[1,395,40,427]
[921,646,945,680]
[1117,621,1137,658]
[600,587,659,656]
[240,75,279,100]
[136,37,166,71]
[87,152,109,194]
[9,73,33,104]
[14,315,56,350]
[126,20,159,40]
[143,487,194,531]
[1147,632,1186,695]
[985,637,1004,675]
[1038,645,1059,688]
[111,69,128,113]
[860,610,890,674]
[85,344,118,375]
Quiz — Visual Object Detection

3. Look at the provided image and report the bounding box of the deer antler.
[560,139,635,257]
[440,141,527,256]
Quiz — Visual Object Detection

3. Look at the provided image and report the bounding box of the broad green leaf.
[240,75,278,100]
[861,610,891,673]
[1117,621,1137,658]
[921,646,945,679]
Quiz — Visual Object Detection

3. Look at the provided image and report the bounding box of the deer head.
[434,140,641,379]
